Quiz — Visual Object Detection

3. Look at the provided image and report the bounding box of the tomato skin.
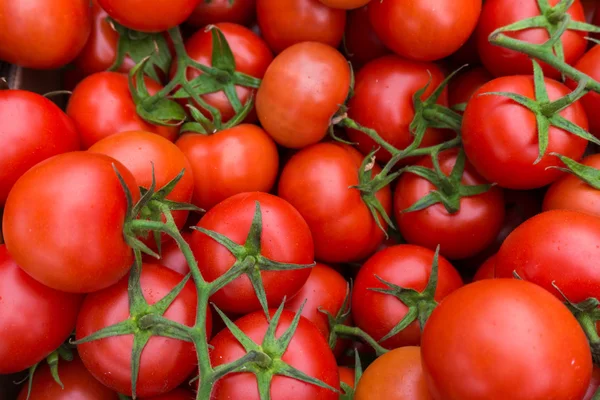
[187,0,256,27]
[462,76,588,189]
[209,310,340,400]
[256,0,346,53]
[569,45,600,138]
[448,67,493,109]
[319,0,369,9]
[368,0,481,61]
[142,232,193,275]
[98,0,200,32]
[344,6,389,68]
[140,388,196,400]
[476,0,588,78]
[338,367,355,389]
[0,0,91,69]
[346,56,450,164]
[67,72,178,149]
[473,254,496,281]
[76,264,203,397]
[421,279,592,400]
[3,152,139,293]
[278,143,392,263]
[0,90,80,207]
[583,367,600,400]
[352,245,463,349]
[394,149,505,260]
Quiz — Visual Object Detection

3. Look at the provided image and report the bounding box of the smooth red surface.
[98,0,200,32]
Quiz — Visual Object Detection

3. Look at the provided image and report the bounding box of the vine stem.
[333,324,389,357]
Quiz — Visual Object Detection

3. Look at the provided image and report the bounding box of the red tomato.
[319,0,369,9]
[462,76,589,189]
[141,388,196,400]
[421,279,592,400]
[209,309,340,399]
[256,0,346,53]
[448,67,493,109]
[0,90,80,207]
[583,367,600,400]
[346,55,450,164]
[476,0,588,78]
[256,42,350,148]
[3,152,139,293]
[176,124,279,211]
[369,0,481,61]
[190,192,313,314]
[569,45,600,138]
[394,149,505,260]
[142,232,193,275]
[187,0,256,27]
[98,0,200,32]
[344,6,389,68]
[67,72,179,149]
[339,366,355,389]
[473,254,496,281]
[0,0,91,69]
[278,143,392,263]
[352,245,463,349]
[76,264,203,397]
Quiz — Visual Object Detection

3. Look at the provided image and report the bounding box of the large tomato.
[0,0,91,69]
[421,279,592,400]
[0,90,80,207]
[462,76,589,189]
[98,0,201,32]
[344,6,389,68]
[187,0,256,27]
[278,143,392,263]
[569,45,600,138]
[3,152,139,293]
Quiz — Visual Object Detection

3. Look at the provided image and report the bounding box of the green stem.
[333,324,389,357]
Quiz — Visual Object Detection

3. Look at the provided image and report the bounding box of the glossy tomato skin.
[319,0,369,9]
[448,67,493,109]
[569,45,600,138]
[142,232,193,275]
[209,310,340,400]
[0,246,83,374]
[462,76,588,189]
[0,0,91,69]
[477,0,588,78]
[0,90,80,207]
[98,0,200,32]
[187,0,256,27]
[3,152,139,293]
[76,264,203,397]
[346,56,450,164]
[473,254,497,281]
[190,192,313,314]
[421,279,592,400]
[257,42,350,149]
[257,0,346,53]
[344,6,389,68]
[394,149,505,260]
[352,245,463,349]
[355,346,432,400]
[369,0,481,61]
[278,143,392,263]
[67,72,178,149]
[140,388,196,400]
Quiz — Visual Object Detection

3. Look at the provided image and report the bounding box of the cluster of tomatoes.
[2,0,600,399]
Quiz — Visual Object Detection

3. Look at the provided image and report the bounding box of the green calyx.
[551,153,600,189]
[23,344,74,400]
[339,352,363,400]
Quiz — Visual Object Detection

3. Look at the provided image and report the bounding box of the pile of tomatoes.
[2,0,600,399]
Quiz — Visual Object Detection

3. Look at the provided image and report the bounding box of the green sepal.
[550,153,600,189]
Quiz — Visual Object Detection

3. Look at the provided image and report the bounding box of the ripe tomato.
[0,0,91,69]
[17,356,119,400]
[141,388,196,400]
[256,0,346,53]
[176,124,279,211]
[3,152,139,293]
[278,143,392,263]
[319,0,369,9]
[473,254,497,282]
[339,366,355,389]
[476,0,588,78]
[344,6,389,68]
[569,45,600,138]
[142,232,193,275]
[0,90,80,207]
[210,309,340,399]
[354,346,432,400]
[76,264,203,397]
[346,56,450,164]
[421,279,592,400]
[98,0,200,32]
[187,0,256,27]
[462,76,589,189]
[368,0,481,61]
[256,42,350,148]
[448,67,493,110]
[583,367,600,400]
[352,245,463,349]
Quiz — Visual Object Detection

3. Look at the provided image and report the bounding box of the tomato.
[368,0,481,61]
[346,56,450,164]
[421,279,592,400]
[142,232,193,275]
[256,0,346,53]
[318,0,369,9]
[98,0,200,32]
[354,346,432,400]
[448,67,493,110]
[462,76,589,189]
[187,0,256,27]
[256,42,350,149]
[190,192,313,314]
[3,152,139,293]
[0,90,80,207]
[569,45,600,138]
[476,0,588,78]
[141,388,196,399]
[339,366,355,389]
[67,72,179,149]
[76,264,203,397]
[209,309,340,399]
[176,124,278,211]
[583,367,600,400]
[394,149,505,260]
[344,6,389,68]
[0,0,91,69]
[278,143,392,263]
[473,254,496,282]
[352,245,463,349]
[17,356,118,400]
